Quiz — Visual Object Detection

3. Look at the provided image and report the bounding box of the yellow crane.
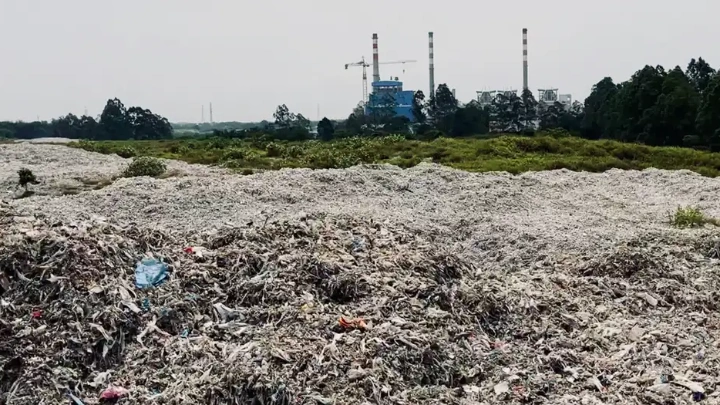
[345,57,417,104]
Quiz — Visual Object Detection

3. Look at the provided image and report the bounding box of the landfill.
[2,142,720,404]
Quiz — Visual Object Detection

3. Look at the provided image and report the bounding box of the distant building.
[365,80,415,121]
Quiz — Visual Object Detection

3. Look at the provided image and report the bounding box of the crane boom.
[345,57,417,104]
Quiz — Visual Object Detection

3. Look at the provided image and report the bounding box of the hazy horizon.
[1,0,718,123]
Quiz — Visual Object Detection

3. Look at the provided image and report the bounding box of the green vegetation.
[17,168,37,190]
[68,132,720,176]
[3,57,720,155]
[671,206,720,228]
[122,156,167,178]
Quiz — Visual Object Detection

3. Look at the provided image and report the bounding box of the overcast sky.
[0,0,717,123]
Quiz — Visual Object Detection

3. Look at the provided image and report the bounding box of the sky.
[0,0,718,123]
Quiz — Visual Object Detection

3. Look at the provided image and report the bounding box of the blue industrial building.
[365,80,415,121]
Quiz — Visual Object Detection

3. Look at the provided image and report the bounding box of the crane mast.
[345,57,416,104]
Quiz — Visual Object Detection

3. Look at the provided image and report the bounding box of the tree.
[52,114,82,139]
[17,168,38,190]
[273,104,294,129]
[451,100,489,136]
[490,92,522,132]
[428,84,458,133]
[519,89,538,132]
[100,98,133,140]
[582,78,620,139]
[317,117,335,141]
[539,102,565,130]
[687,57,716,93]
[368,94,397,128]
[412,91,427,124]
[345,102,368,135]
[696,73,720,149]
[648,67,700,146]
[127,107,173,140]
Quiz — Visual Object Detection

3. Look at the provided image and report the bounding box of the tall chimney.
[522,28,529,91]
[372,33,380,83]
[429,32,435,99]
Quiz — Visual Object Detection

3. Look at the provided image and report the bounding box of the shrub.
[117,146,137,158]
[671,206,719,228]
[122,156,167,177]
[222,148,252,161]
[265,142,285,157]
[17,168,38,189]
[283,145,305,159]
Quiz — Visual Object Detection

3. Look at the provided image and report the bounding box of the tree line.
[3,57,719,151]
[309,56,720,150]
[0,98,173,140]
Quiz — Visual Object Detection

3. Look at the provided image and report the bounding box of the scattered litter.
[135,258,168,289]
[2,150,720,404]
[338,316,367,331]
[100,385,129,400]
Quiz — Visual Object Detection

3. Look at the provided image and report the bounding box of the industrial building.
[475,29,573,110]
[348,28,574,122]
[345,33,424,122]
[366,80,415,121]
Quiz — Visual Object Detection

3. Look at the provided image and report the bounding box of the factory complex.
[347,29,574,122]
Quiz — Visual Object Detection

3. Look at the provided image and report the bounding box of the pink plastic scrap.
[100,386,129,399]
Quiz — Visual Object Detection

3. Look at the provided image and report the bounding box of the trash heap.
[2,201,720,404]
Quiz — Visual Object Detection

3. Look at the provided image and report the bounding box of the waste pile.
[2,195,720,405]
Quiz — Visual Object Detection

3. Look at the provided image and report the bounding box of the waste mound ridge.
[2,200,720,405]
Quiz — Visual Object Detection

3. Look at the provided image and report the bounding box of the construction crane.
[345,57,417,104]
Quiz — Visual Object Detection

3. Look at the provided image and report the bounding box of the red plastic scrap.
[31,310,42,319]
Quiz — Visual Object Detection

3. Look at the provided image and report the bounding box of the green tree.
[273,104,294,129]
[582,78,620,139]
[368,94,397,129]
[317,117,335,141]
[451,100,489,136]
[519,89,538,132]
[411,90,427,124]
[539,102,565,130]
[696,73,720,149]
[128,107,173,140]
[100,98,132,140]
[648,67,700,146]
[428,84,458,133]
[687,57,716,93]
[345,102,368,135]
[490,92,522,132]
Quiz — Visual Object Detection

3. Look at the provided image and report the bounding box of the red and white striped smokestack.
[429,32,435,99]
[372,33,380,83]
[522,28,529,91]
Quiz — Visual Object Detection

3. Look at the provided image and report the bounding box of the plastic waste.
[134,258,169,289]
[100,385,129,400]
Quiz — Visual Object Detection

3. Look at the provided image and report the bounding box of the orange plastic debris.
[338,317,367,330]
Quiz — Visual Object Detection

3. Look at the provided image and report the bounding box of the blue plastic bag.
[135,258,169,289]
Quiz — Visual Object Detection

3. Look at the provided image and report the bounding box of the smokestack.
[372,33,380,83]
[522,28,528,91]
[429,32,435,99]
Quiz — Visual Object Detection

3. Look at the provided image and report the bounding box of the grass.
[671,206,720,228]
[66,134,720,177]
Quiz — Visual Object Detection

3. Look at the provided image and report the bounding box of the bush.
[222,148,253,161]
[283,145,305,159]
[265,142,285,157]
[17,168,38,189]
[122,156,167,177]
[117,146,137,158]
[671,206,719,228]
